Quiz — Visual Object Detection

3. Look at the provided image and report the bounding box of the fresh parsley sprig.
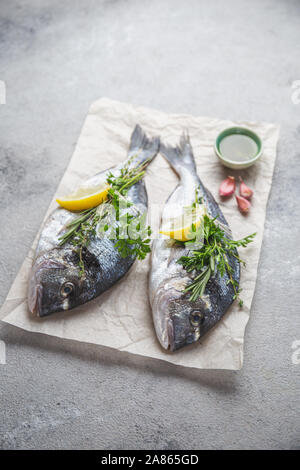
[58,157,152,275]
[177,214,256,306]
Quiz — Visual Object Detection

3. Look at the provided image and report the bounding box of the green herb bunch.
[107,186,151,260]
[58,157,152,276]
[177,214,256,306]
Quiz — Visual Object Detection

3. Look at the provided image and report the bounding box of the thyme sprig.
[59,206,103,276]
[58,157,152,275]
[177,214,256,306]
[106,156,150,195]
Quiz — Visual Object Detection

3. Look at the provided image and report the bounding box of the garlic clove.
[239,177,253,199]
[219,176,236,197]
[236,195,251,214]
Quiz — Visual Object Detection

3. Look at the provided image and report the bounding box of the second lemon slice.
[56,182,110,211]
[160,205,206,242]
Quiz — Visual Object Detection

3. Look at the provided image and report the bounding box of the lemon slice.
[56,182,110,211]
[160,205,206,242]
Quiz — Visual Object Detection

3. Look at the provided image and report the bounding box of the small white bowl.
[215,127,263,170]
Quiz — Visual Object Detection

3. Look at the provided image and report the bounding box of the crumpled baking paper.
[0,98,280,370]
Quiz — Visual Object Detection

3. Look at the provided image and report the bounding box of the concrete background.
[0,0,299,450]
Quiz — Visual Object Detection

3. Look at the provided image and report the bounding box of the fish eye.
[190,310,204,327]
[60,282,74,297]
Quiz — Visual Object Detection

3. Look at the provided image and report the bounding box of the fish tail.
[128,124,160,167]
[160,133,197,178]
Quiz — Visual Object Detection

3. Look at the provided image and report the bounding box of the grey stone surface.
[0,0,299,450]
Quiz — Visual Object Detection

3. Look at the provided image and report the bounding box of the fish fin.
[128,124,160,166]
[160,133,197,177]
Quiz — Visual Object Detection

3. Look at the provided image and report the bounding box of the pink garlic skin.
[219,176,236,197]
[239,177,253,199]
[236,195,251,214]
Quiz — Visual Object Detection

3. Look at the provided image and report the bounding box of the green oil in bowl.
[215,127,263,169]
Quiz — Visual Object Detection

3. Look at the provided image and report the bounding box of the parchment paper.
[0,98,280,370]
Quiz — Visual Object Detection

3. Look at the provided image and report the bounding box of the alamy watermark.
[291,340,300,365]
[291,80,300,104]
[0,80,6,104]
[0,340,6,365]
[93,201,204,246]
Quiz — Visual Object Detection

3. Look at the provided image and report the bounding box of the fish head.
[28,249,99,317]
[153,277,211,351]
